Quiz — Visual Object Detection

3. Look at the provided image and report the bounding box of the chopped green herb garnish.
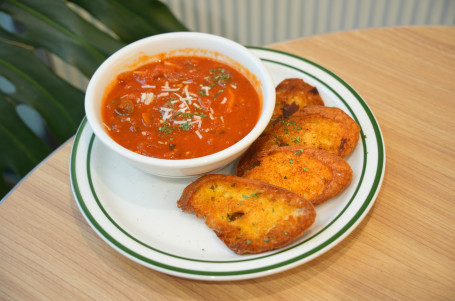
[242,193,261,199]
[179,122,191,131]
[158,122,173,135]
[210,68,231,85]
[293,149,303,156]
[214,89,224,98]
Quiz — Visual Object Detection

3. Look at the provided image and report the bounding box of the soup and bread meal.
[177,78,361,254]
[95,36,359,255]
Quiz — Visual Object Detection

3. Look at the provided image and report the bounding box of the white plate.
[70,47,385,281]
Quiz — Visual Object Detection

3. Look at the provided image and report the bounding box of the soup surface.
[101,56,261,159]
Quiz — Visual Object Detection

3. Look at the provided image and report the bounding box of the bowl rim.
[85,32,275,169]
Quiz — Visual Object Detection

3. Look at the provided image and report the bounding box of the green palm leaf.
[0,0,188,198]
[0,92,51,192]
[1,0,124,76]
[72,0,188,43]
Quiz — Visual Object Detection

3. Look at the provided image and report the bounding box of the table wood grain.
[1,26,454,300]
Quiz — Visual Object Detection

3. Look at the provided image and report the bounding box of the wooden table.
[1,26,454,300]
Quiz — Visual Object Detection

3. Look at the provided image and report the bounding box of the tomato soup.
[101,56,261,159]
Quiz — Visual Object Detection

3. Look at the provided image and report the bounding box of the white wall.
[163,0,455,46]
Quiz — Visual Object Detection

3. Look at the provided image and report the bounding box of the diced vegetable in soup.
[101,56,261,159]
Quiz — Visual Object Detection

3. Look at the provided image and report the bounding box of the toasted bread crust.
[274,78,324,119]
[240,146,353,206]
[237,105,360,176]
[177,174,316,254]
[264,78,325,133]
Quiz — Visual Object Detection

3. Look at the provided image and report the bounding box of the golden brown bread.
[237,105,360,176]
[264,78,325,133]
[239,146,353,206]
[273,78,324,119]
[177,174,316,254]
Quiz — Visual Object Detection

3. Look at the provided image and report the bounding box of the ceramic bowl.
[85,32,275,177]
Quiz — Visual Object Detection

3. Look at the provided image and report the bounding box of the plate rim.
[70,46,385,280]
